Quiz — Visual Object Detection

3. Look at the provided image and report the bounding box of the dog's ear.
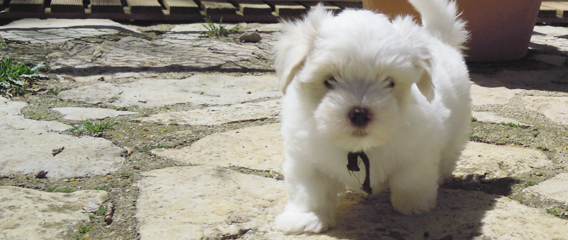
[392,15,435,102]
[274,5,334,94]
[415,59,434,102]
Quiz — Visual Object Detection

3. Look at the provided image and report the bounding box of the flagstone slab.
[135,165,568,240]
[0,97,124,179]
[0,18,138,44]
[0,129,125,179]
[470,83,522,106]
[453,142,552,180]
[523,173,568,206]
[51,36,268,71]
[138,100,280,125]
[58,74,279,108]
[52,107,138,120]
[152,124,283,171]
[522,96,568,125]
[472,111,525,126]
[0,186,108,240]
[1,97,69,132]
[0,18,139,32]
[136,165,288,240]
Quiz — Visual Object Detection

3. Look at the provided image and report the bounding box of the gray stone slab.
[0,97,124,179]
[470,83,522,106]
[533,25,568,37]
[0,29,119,44]
[136,165,287,240]
[523,173,568,206]
[453,142,552,180]
[53,107,138,120]
[139,100,280,125]
[136,165,568,240]
[170,23,282,33]
[0,18,139,33]
[522,96,568,125]
[58,74,279,108]
[0,128,125,178]
[50,36,269,71]
[472,111,525,126]
[152,124,283,171]
[0,186,108,240]
[1,97,69,132]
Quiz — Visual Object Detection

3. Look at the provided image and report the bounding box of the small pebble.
[239,31,261,43]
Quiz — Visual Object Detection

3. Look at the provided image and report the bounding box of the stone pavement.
[0,19,567,240]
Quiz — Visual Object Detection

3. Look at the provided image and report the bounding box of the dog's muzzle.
[349,107,371,128]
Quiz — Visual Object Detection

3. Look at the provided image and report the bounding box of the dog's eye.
[324,77,337,89]
[385,78,395,88]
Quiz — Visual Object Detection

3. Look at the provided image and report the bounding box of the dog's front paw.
[391,194,437,215]
[274,211,333,234]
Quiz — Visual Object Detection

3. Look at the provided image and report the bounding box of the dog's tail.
[407,0,468,49]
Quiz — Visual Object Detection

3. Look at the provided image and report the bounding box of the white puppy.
[273,0,472,234]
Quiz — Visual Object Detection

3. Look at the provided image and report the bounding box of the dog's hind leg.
[275,159,343,234]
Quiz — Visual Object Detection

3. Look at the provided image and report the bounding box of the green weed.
[469,133,481,141]
[94,186,106,191]
[78,224,91,234]
[202,17,240,37]
[527,181,537,186]
[69,119,117,136]
[47,87,71,95]
[471,117,478,122]
[0,58,45,97]
[96,205,106,216]
[121,172,133,178]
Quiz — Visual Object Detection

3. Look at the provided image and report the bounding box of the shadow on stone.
[320,177,517,240]
[468,48,568,93]
[442,176,520,195]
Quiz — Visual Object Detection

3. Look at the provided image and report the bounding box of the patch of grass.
[96,205,106,216]
[47,87,71,95]
[500,122,522,128]
[202,17,240,37]
[0,58,45,97]
[94,186,106,191]
[51,186,76,193]
[115,107,128,111]
[548,208,566,219]
[469,133,481,141]
[527,181,537,186]
[121,172,133,178]
[69,119,117,137]
[159,106,173,111]
[471,117,478,122]
[78,224,91,234]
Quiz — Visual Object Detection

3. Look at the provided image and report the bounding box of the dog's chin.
[326,129,386,152]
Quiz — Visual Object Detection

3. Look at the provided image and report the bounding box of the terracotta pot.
[362,0,543,62]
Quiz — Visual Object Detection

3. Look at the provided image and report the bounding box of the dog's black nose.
[349,107,371,128]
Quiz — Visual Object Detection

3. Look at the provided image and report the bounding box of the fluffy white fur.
[274,0,471,234]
